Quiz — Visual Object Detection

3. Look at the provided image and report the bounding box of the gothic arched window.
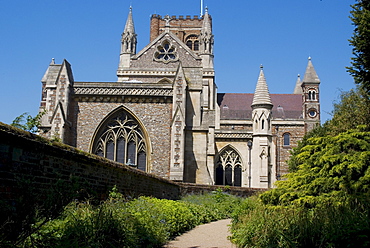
[215,146,243,186]
[185,34,199,51]
[91,107,148,171]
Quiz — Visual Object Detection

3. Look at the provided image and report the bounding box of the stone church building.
[38,8,320,188]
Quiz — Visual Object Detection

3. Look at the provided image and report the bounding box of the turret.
[301,57,320,131]
[251,66,274,188]
[199,7,214,69]
[252,66,273,135]
[118,7,137,70]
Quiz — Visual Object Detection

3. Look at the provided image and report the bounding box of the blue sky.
[0,0,354,124]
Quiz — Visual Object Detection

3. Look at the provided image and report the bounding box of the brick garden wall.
[0,122,263,206]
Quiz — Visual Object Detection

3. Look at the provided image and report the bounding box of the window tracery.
[154,40,178,63]
[215,146,242,186]
[92,109,147,171]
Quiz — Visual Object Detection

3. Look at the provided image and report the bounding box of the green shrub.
[18,189,244,247]
[181,189,243,220]
[25,201,138,248]
[231,198,370,248]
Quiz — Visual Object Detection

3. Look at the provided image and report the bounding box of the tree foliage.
[325,87,370,134]
[261,127,370,207]
[347,0,370,99]
[11,111,44,133]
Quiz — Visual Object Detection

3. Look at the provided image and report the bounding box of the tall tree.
[347,0,370,99]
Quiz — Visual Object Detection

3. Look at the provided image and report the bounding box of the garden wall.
[0,122,263,206]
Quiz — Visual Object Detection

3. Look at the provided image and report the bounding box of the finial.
[308,56,311,61]
[205,6,208,14]
[297,74,300,78]
[260,64,263,70]
[129,6,132,12]
[51,58,55,65]
[164,15,171,27]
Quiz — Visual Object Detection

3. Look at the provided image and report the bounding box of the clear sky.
[0,0,355,125]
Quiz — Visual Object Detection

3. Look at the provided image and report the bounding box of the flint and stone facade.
[38,8,320,188]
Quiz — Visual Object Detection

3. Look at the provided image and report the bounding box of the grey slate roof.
[218,93,303,120]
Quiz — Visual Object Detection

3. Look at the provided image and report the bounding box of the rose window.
[154,40,178,63]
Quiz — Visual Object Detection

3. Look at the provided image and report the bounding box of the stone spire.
[302,57,320,84]
[200,7,213,55]
[120,6,137,55]
[118,7,137,72]
[293,74,303,94]
[252,65,273,107]
[124,6,135,34]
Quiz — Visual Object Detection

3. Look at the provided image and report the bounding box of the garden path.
[164,219,236,248]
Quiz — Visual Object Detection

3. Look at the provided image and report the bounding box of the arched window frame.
[283,133,291,147]
[90,106,151,171]
[215,145,243,186]
[307,89,317,101]
[185,34,199,51]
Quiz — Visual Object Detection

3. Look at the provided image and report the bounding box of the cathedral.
[38,8,320,188]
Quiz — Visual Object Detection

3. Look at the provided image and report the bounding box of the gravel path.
[164,219,236,248]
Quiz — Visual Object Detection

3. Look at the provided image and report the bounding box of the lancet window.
[92,108,147,171]
[215,146,242,186]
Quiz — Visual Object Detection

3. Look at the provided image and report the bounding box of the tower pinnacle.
[302,57,320,84]
[252,66,272,107]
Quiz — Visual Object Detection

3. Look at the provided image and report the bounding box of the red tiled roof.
[217,93,303,120]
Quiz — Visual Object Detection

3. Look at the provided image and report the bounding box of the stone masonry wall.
[274,124,305,176]
[74,101,172,178]
[0,123,180,202]
[0,123,263,207]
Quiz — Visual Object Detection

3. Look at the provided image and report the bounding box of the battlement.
[150,13,211,42]
[151,14,201,20]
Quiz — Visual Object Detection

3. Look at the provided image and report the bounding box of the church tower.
[301,57,320,131]
[251,66,275,188]
[118,7,137,81]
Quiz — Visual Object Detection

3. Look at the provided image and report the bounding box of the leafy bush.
[261,128,370,208]
[19,189,243,247]
[231,199,370,248]
[25,201,138,248]
[181,188,243,220]
[230,128,370,248]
